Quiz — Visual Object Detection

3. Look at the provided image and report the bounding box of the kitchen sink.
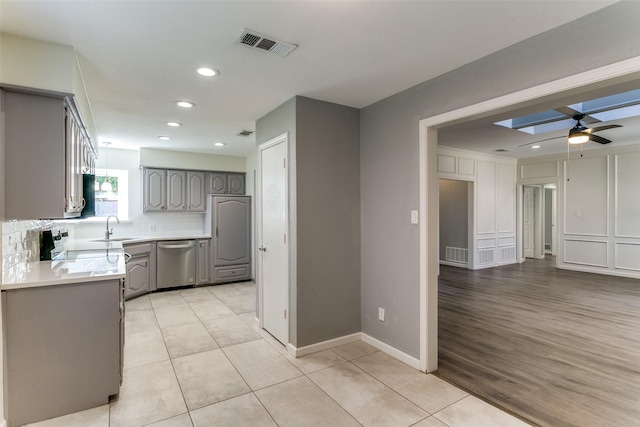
[91,237,137,242]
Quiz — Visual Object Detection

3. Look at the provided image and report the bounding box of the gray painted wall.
[295,96,361,347]
[360,2,640,357]
[256,96,361,348]
[439,179,469,260]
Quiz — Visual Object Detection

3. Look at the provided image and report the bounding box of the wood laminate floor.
[436,257,640,427]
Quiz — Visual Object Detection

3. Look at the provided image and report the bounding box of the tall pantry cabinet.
[204,195,252,283]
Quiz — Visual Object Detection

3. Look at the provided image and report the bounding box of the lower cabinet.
[2,279,124,427]
[196,239,210,285]
[124,242,156,299]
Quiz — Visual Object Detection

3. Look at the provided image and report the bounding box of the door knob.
[258,246,267,252]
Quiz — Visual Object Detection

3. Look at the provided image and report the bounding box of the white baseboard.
[361,333,420,370]
[286,331,420,371]
[287,332,361,357]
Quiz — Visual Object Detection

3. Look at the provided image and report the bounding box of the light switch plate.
[411,210,419,224]
[378,307,385,321]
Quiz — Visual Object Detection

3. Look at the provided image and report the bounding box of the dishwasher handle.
[157,241,195,250]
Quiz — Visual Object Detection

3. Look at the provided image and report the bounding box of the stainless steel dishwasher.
[157,240,196,289]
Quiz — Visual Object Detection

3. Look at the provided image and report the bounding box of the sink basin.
[91,237,137,242]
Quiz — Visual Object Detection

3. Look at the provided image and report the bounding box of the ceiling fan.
[519,113,622,147]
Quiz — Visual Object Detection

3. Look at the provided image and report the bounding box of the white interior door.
[524,186,535,258]
[258,134,289,345]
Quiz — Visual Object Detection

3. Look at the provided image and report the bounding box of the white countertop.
[2,241,127,290]
[1,234,211,290]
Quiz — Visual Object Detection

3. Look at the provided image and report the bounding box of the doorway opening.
[439,179,473,269]
[523,183,557,260]
[419,57,640,373]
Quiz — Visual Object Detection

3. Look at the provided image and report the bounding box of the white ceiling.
[0,1,617,158]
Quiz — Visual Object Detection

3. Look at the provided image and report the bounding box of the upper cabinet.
[143,168,167,212]
[1,87,96,219]
[208,172,245,195]
[166,170,187,212]
[142,168,243,212]
[227,173,246,195]
[187,171,206,212]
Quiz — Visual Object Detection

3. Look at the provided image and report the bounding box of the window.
[94,168,128,220]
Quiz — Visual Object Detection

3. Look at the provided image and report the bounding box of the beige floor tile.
[264,335,289,354]
[172,349,251,410]
[24,404,109,427]
[161,322,219,359]
[220,294,256,314]
[229,281,255,293]
[433,396,532,427]
[352,351,468,413]
[149,291,188,308]
[125,309,159,335]
[125,294,152,311]
[154,304,200,329]
[180,287,218,303]
[255,376,360,427]
[144,412,193,427]
[189,299,236,322]
[333,340,378,360]
[285,349,346,374]
[190,393,276,427]
[110,360,186,427]
[208,283,246,299]
[223,340,303,390]
[411,416,449,427]
[308,362,428,427]
[124,328,170,369]
[202,315,262,347]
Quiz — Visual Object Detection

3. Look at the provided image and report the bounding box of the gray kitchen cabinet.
[204,195,252,283]
[167,169,187,211]
[187,171,206,212]
[207,172,246,195]
[1,87,95,219]
[143,168,208,212]
[124,241,156,299]
[227,172,246,195]
[143,168,167,212]
[2,279,124,427]
[196,238,211,284]
[208,172,228,194]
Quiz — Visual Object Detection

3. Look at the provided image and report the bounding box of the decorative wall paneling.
[518,146,640,279]
[438,147,517,270]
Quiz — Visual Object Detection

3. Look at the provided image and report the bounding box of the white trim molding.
[361,333,420,370]
[286,332,420,371]
[287,333,361,357]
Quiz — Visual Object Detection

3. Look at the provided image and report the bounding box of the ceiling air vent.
[495,148,511,152]
[238,29,298,57]
[237,130,254,137]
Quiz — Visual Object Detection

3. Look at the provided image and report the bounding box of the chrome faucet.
[105,215,120,240]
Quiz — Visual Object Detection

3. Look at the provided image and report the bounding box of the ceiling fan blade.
[517,135,564,147]
[588,124,623,133]
[590,134,611,144]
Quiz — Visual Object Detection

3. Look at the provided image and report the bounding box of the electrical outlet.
[378,307,385,322]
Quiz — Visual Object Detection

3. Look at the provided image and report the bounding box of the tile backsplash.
[1,219,66,283]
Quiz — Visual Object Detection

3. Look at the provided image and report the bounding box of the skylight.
[494,88,640,135]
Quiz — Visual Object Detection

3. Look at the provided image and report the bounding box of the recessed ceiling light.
[214,142,226,147]
[176,101,195,108]
[531,145,541,149]
[197,67,219,77]
[166,122,181,127]
[158,136,171,141]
